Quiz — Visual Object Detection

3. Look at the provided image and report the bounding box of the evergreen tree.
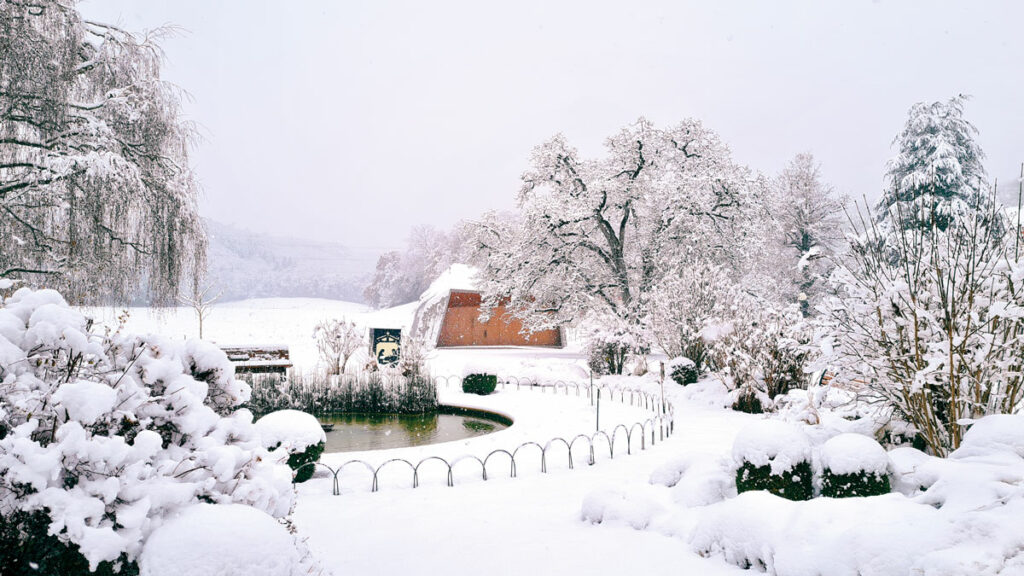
[876,95,987,232]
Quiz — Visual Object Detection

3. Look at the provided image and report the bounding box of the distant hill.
[204,219,378,303]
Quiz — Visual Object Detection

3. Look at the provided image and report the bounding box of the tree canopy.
[0,0,205,305]
[471,118,768,340]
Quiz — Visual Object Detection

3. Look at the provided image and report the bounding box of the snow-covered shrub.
[254,410,327,483]
[819,433,891,498]
[139,504,300,576]
[648,259,738,374]
[693,412,1024,575]
[668,357,698,386]
[313,318,363,375]
[732,421,814,501]
[729,386,766,414]
[584,322,635,376]
[399,335,428,378]
[719,306,810,400]
[822,194,1022,456]
[462,373,497,395]
[580,485,671,530]
[650,452,735,507]
[0,288,296,573]
[818,98,1024,457]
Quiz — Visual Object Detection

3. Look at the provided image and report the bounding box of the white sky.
[78,0,1024,250]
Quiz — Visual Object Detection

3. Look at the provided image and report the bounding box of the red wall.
[436,291,562,347]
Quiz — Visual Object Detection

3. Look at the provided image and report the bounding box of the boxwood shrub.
[288,440,326,483]
[821,470,890,498]
[462,373,497,395]
[669,357,699,386]
[819,433,892,498]
[735,460,814,501]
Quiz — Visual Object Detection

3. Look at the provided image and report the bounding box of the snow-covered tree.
[178,283,222,339]
[0,288,300,573]
[0,1,206,306]
[771,153,845,315]
[876,95,988,232]
[822,196,1023,456]
[471,118,768,351]
[313,318,364,375]
[364,224,468,308]
[647,257,737,373]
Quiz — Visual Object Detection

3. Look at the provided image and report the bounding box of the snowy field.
[82,299,416,369]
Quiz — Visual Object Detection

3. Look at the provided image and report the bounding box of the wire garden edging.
[294,375,675,494]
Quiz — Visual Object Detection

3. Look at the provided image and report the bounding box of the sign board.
[370,328,401,367]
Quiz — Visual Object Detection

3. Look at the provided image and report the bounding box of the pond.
[319,406,512,453]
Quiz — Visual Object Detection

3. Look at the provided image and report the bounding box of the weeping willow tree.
[0,0,205,306]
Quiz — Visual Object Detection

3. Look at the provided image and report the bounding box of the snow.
[80,298,407,370]
[819,433,890,476]
[139,503,301,576]
[52,381,117,425]
[293,374,755,576]
[66,297,1024,575]
[254,410,326,452]
[954,413,1024,459]
[730,419,812,474]
[667,356,695,370]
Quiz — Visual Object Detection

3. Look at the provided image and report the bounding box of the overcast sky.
[78,0,1024,251]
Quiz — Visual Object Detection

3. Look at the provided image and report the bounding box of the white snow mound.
[254,410,326,452]
[52,380,118,425]
[732,420,811,475]
[820,433,890,476]
[953,413,1024,459]
[139,504,300,576]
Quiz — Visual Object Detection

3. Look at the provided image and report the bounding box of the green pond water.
[320,408,511,452]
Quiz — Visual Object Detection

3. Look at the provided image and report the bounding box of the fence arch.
[373,458,416,492]
[450,454,487,483]
[544,437,574,470]
[513,441,547,473]
[484,449,517,479]
[569,434,596,466]
[414,456,453,488]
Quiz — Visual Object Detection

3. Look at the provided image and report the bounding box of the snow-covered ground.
[82,299,417,369]
[294,381,756,576]
[80,298,1024,575]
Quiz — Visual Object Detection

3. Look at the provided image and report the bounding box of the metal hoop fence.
[294,375,675,494]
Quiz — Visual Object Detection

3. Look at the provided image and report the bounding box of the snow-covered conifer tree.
[876,95,988,232]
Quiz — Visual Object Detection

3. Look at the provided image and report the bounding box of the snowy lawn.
[293,378,758,576]
[81,299,416,369]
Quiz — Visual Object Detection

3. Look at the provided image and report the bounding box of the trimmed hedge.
[287,440,325,484]
[245,372,438,418]
[821,469,891,498]
[735,460,814,501]
[462,373,497,395]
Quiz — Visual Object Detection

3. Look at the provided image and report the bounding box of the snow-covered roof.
[410,264,480,347]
